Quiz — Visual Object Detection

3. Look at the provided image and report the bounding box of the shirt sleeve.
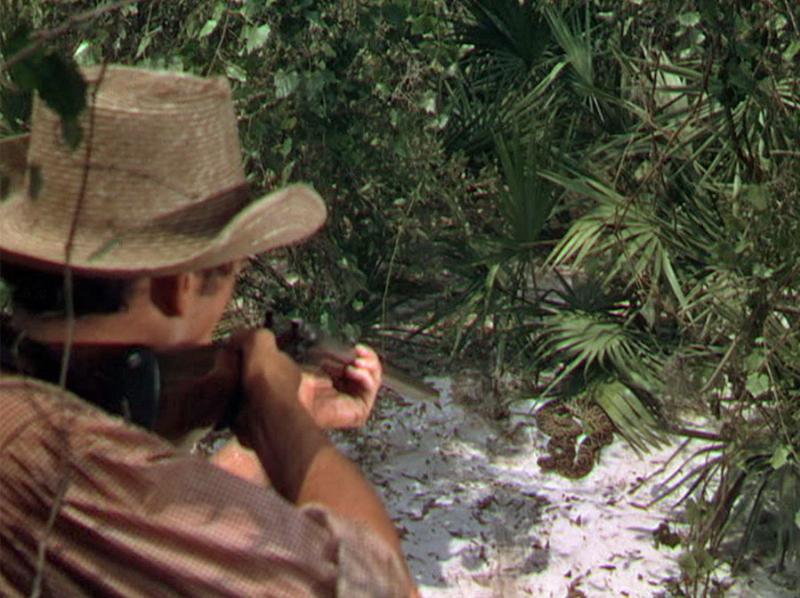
[0,376,409,598]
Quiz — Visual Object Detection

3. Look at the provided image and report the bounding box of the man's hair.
[0,262,237,317]
[0,262,132,316]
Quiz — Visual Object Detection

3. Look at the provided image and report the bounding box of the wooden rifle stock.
[0,317,438,438]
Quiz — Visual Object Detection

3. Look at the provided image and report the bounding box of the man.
[0,65,416,596]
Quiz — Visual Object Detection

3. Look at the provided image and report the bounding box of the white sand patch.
[333,375,797,597]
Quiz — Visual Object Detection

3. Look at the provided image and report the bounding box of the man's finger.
[344,366,378,402]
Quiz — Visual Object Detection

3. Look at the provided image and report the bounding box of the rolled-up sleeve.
[0,376,408,597]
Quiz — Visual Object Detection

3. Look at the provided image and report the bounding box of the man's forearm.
[245,373,404,556]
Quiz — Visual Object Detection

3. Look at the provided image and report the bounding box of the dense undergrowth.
[1,1,799,594]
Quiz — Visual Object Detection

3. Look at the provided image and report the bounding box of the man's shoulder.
[0,371,92,413]
[0,372,134,450]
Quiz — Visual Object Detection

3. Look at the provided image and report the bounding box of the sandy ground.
[332,375,798,597]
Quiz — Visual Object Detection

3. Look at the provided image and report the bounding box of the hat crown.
[25,66,247,229]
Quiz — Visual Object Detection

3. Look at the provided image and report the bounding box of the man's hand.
[213,334,380,484]
[298,344,382,429]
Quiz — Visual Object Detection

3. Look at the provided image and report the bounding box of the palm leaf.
[456,0,551,77]
[539,309,658,392]
[542,170,691,310]
[591,378,668,453]
[494,127,558,250]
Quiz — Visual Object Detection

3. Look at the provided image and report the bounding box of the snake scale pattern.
[535,401,615,478]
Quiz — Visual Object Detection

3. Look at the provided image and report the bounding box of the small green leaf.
[305,11,322,27]
[73,40,95,65]
[279,136,292,157]
[743,185,768,211]
[0,278,12,310]
[88,237,122,261]
[678,12,701,27]
[784,40,800,62]
[136,27,161,59]
[770,445,789,470]
[743,350,765,372]
[244,24,271,53]
[280,159,296,186]
[752,263,773,280]
[419,92,437,114]
[274,70,300,99]
[211,1,226,20]
[746,372,769,396]
[795,510,800,530]
[225,63,247,83]
[199,18,218,38]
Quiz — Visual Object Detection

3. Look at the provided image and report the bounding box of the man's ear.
[149,273,194,317]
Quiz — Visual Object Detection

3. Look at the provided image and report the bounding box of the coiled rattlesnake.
[535,401,615,478]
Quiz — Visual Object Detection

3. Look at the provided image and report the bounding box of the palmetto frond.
[590,378,667,453]
[494,127,558,250]
[540,307,659,383]
[455,0,550,86]
[536,277,667,450]
[446,0,800,579]
[543,5,602,119]
[537,306,667,450]
[543,171,689,309]
[446,0,559,155]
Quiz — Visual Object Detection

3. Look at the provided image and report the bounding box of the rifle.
[0,316,438,439]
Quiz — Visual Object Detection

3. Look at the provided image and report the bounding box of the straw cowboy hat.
[0,65,326,276]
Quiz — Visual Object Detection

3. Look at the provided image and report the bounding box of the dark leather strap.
[1,317,161,429]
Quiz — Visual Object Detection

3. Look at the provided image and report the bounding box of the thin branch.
[63,64,106,264]
[775,304,800,316]
[666,424,726,442]
[57,63,107,387]
[57,269,74,388]
[30,462,71,598]
[628,437,691,495]
[699,335,738,394]
[205,8,230,76]
[381,187,421,354]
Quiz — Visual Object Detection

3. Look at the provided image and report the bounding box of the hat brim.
[0,134,326,276]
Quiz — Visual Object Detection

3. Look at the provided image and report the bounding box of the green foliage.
[495,128,557,250]
[445,0,800,586]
